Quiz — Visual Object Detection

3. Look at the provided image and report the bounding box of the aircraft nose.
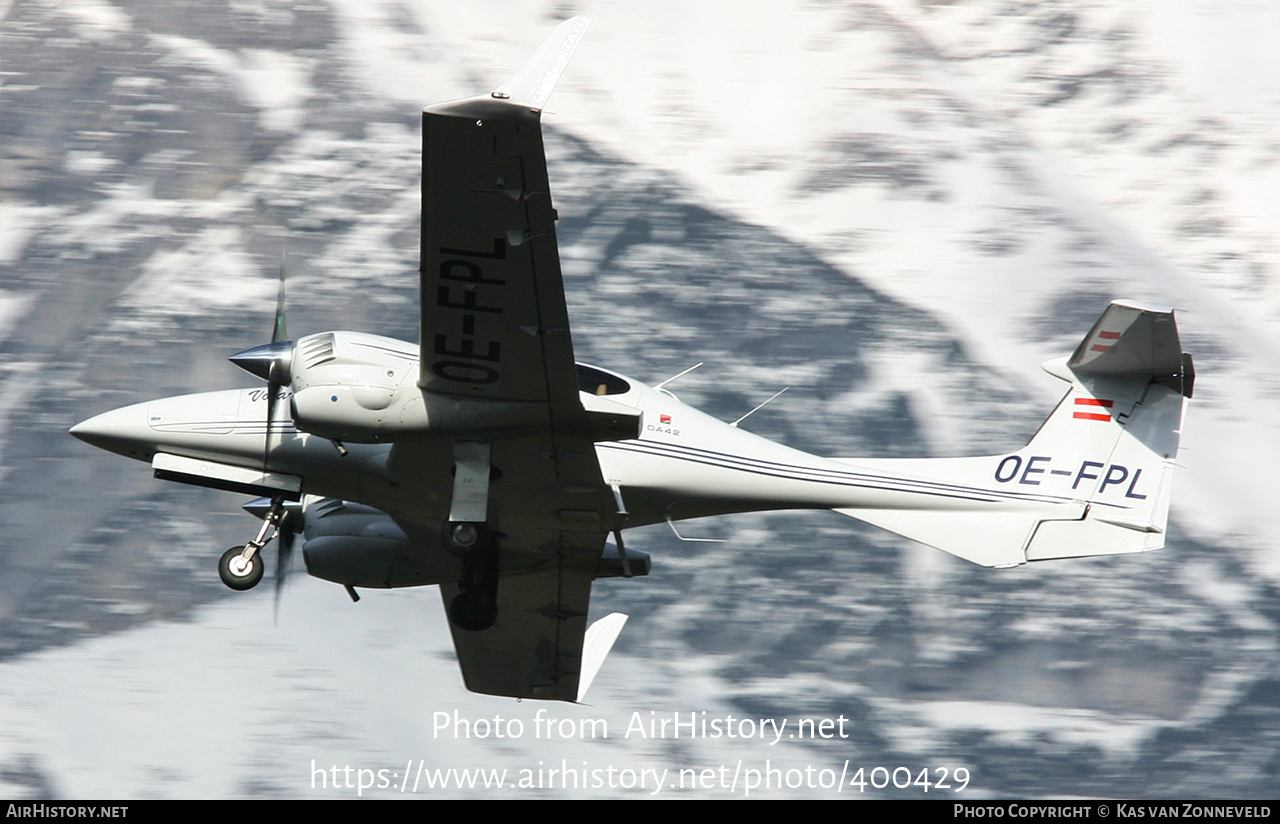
[70,402,155,462]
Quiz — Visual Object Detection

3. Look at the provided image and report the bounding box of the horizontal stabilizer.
[837,507,1077,567]
[1067,300,1192,396]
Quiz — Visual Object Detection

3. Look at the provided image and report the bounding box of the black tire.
[450,591,498,631]
[219,546,264,591]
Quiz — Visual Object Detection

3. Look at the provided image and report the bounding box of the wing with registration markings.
[419,18,590,406]
[414,18,622,701]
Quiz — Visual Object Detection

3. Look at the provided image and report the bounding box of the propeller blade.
[272,251,288,344]
[264,253,289,471]
[273,514,295,625]
[263,371,282,473]
[227,253,296,474]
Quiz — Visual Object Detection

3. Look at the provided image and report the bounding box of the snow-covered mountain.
[0,0,1275,798]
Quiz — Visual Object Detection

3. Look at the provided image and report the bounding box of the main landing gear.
[445,441,500,632]
[445,521,500,632]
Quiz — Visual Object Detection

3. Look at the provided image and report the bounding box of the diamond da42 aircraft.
[71,18,1194,702]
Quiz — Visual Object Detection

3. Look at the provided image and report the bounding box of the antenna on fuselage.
[653,362,703,393]
[729,387,789,428]
[665,515,725,543]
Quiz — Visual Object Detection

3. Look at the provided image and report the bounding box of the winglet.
[491,17,591,111]
[576,612,627,702]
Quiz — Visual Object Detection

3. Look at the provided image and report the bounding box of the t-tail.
[835,301,1193,567]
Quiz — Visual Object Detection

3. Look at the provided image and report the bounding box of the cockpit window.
[576,364,630,396]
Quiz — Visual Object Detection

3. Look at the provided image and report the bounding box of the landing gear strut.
[445,441,500,631]
[446,521,499,632]
[218,496,286,591]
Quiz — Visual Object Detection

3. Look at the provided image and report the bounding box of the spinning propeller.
[239,497,301,622]
[229,258,295,472]
[228,257,300,613]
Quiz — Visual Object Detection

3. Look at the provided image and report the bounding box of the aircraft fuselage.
[71,339,1004,554]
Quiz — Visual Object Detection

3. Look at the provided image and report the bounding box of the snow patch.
[53,0,132,41]
[150,34,313,133]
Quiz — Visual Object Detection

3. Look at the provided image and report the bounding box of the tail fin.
[835,301,1192,567]
[1020,301,1191,561]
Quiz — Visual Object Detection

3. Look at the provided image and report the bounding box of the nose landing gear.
[219,546,265,591]
[218,496,292,591]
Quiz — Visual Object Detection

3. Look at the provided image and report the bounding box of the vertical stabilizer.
[1021,302,1189,560]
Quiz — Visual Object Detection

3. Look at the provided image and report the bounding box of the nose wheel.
[219,546,265,590]
[218,496,290,592]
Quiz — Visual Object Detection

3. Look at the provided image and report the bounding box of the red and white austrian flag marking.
[1073,397,1114,422]
[1090,329,1121,353]
[660,414,672,424]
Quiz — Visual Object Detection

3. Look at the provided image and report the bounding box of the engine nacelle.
[288,331,546,442]
[301,497,451,587]
[288,331,415,442]
[300,497,650,588]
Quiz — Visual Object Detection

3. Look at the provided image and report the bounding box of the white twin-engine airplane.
[71,19,1193,702]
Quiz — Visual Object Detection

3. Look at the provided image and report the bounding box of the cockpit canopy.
[576,364,631,397]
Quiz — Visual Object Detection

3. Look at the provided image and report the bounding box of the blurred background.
[1,0,1277,798]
